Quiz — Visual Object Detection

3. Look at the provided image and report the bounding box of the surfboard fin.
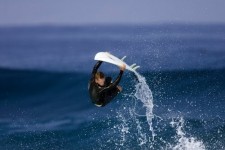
[130,63,136,68]
[130,63,140,70]
[133,66,140,70]
[121,56,126,61]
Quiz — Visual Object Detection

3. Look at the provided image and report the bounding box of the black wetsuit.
[88,61,123,107]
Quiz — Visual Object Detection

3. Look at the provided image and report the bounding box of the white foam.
[169,117,206,150]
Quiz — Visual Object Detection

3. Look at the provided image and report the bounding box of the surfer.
[88,61,126,107]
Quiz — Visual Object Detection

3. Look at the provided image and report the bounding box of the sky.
[0,0,225,26]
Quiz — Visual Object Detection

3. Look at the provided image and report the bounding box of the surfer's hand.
[117,86,122,92]
[120,64,126,71]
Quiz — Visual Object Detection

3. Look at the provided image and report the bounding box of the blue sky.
[0,0,225,26]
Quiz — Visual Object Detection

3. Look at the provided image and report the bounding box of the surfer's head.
[95,72,105,86]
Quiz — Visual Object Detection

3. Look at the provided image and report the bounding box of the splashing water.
[169,117,206,150]
[113,71,155,147]
[112,72,207,149]
[122,71,155,142]
[113,72,155,149]
[133,72,155,139]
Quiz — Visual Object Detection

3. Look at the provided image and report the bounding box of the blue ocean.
[0,24,225,150]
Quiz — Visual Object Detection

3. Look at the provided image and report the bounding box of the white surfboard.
[94,52,140,73]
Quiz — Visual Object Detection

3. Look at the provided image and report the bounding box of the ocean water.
[0,24,225,150]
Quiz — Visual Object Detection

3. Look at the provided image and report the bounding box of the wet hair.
[95,72,105,79]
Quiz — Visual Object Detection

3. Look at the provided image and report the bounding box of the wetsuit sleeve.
[100,70,123,93]
[91,61,103,80]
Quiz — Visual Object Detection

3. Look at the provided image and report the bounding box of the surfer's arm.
[91,61,103,79]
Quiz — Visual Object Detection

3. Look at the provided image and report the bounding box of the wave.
[1,67,224,107]
[0,67,225,149]
[2,116,224,149]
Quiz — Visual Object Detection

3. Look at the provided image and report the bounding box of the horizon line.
[1,22,225,28]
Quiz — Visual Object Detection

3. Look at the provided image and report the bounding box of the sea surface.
[0,24,225,150]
